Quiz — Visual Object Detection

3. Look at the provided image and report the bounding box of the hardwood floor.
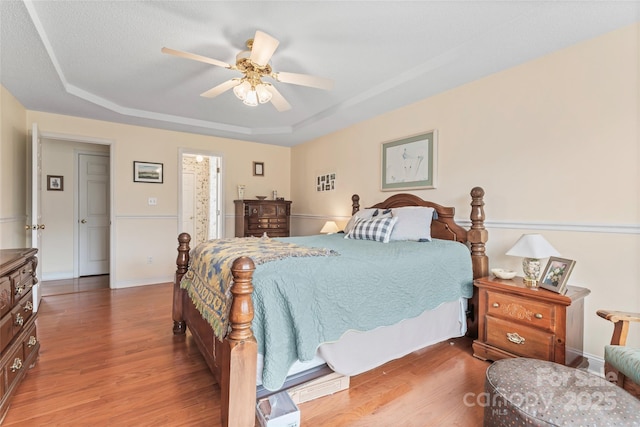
[3,283,487,426]
[41,275,110,296]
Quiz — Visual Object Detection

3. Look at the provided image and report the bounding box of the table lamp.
[320,221,339,234]
[506,234,560,288]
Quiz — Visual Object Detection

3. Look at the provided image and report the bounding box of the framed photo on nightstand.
[540,257,576,294]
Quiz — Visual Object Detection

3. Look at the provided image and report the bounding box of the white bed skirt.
[257,298,467,385]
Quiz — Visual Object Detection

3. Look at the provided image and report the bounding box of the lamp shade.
[505,234,560,259]
[320,221,339,234]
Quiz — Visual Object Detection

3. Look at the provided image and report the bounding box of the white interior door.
[181,172,196,238]
[79,154,110,276]
[29,123,42,311]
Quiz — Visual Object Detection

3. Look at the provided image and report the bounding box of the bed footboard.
[172,233,258,426]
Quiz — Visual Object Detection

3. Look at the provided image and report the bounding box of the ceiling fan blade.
[275,71,334,91]
[200,79,239,98]
[265,85,291,112]
[249,31,279,67]
[161,47,231,69]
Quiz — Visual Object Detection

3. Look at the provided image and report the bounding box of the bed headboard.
[350,188,488,279]
[353,193,466,243]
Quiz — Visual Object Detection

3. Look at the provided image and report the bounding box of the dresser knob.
[27,336,37,348]
[15,313,24,327]
[16,285,24,295]
[535,313,543,319]
[10,358,23,372]
[506,332,525,345]
[24,301,33,312]
[492,302,499,308]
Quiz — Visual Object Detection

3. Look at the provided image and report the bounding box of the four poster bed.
[172,187,488,426]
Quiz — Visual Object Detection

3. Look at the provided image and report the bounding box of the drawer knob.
[492,302,500,308]
[28,336,37,348]
[15,313,24,327]
[24,301,33,312]
[506,332,526,345]
[11,358,23,372]
[16,285,24,295]
[535,313,543,319]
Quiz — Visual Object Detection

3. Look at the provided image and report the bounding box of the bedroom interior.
[0,1,638,425]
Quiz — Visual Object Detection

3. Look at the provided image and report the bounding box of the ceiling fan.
[162,30,333,112]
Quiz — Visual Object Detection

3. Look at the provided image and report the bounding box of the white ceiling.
[1,1,638,147]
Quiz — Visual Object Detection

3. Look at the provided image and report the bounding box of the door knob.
[81,219,87,224]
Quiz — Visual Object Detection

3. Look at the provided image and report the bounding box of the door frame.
[178,148,225,240]
[38,130,115,286]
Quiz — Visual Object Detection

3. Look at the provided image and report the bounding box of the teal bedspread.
[249,234,473,390]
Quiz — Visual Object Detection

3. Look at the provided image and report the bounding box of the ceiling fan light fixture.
[233,80,252,101]
[255,84,272,104]
[243,89,259,107]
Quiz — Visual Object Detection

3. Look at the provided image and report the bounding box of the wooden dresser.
[0,248,40,421]
[473,276,590,368]
[234,199,292,238]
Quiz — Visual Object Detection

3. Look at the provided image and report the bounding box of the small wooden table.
[472,276,590,368]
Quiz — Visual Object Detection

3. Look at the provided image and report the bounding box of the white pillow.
[343,208,391,234]
[389,206,435,241]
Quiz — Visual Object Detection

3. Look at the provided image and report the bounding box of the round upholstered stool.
[484,358,640,426]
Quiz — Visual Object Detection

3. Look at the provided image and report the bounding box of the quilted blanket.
[185,234,473,391]
[180,236,337,338]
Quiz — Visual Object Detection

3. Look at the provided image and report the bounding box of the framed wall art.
[47,175,64,191]
[133,161,163,183]
[253,161,264,176]
[381,130,437,191]
[540,257,576,294]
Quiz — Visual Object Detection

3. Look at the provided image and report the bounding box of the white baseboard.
[41,271,75,281]
[584,351,605,377]
[113,276,173,289]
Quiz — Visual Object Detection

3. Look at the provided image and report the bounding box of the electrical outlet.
[147,256,153,264]
[148,197,157,206]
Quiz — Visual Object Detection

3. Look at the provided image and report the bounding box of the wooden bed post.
[351,194,360,215]
[466,187,488,339]
[468,187,488,279]
[173,232,190,335]
[220,256,258,427]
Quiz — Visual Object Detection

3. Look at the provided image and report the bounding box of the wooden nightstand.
[472,276,590,368]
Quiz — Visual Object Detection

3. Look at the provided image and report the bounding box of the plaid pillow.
[345,216,398,243]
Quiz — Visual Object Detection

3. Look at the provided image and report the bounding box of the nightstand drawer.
[486,316,554,360]
[487,292,555,331]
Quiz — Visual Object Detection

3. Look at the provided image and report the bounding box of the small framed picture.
[540,257,576,294]
[133,161,163,183]
[47,175,64,191]
[253,161,264,176]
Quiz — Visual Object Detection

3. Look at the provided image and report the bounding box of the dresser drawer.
[485,316,555,360]
[0,313,14,354]
[16,292,34,327]
[486,291,556,331]
[22,324,38,362]
[4,342,25,391]
[0,277,11,318]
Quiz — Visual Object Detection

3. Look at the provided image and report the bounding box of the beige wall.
[24,111,291,287]
[291,24,640,361]
[0,86,28,248]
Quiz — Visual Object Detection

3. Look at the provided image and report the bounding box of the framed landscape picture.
[381,130,437,191]
[133,161,163,183]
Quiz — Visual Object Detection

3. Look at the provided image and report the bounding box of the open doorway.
[178,149,223,245]
[35,132,113,290]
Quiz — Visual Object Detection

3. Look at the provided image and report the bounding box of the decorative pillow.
[345,216,398,243]
[389,206,435,241]
[343,208,392,234]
